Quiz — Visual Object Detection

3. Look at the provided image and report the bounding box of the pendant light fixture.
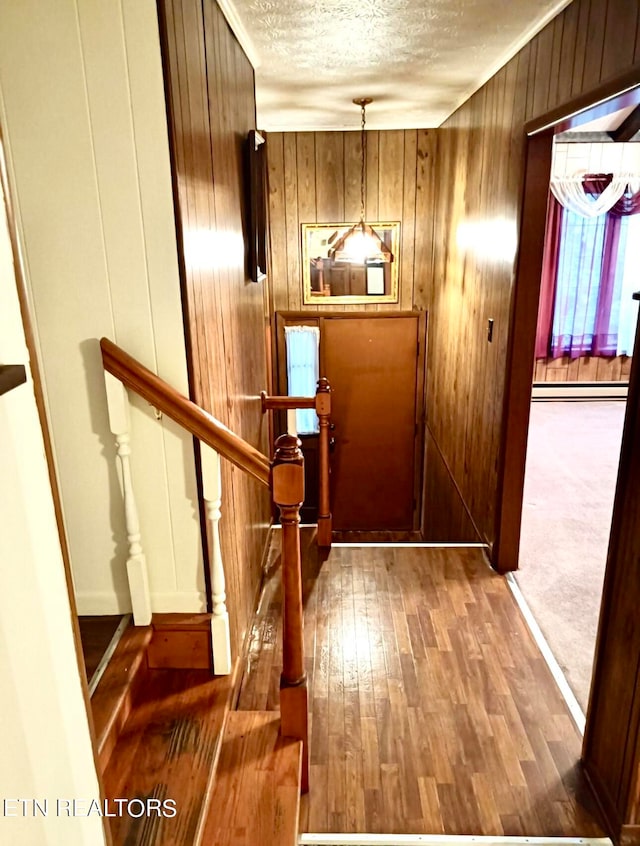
[329,98,394,265]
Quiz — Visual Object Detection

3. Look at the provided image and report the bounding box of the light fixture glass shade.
[328,221,393,264]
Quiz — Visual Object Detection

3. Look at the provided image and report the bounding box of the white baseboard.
[74,590,206,616]
[506,573,585,735]
[332,543,488,549]
[75,592,131,615]
[149,591,207,613]
[532,381,628,400]
[300,836,611,845]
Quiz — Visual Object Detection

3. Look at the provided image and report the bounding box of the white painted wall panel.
[0,175,105,846]
[0,0,205,614]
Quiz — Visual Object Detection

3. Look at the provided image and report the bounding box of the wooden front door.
[277,312,425,533]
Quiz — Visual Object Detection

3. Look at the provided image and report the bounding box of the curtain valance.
[550,172,630,217]
[582,174,640,217]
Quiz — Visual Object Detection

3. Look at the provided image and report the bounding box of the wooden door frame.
[275,310,427,533]
[493,74,640,574]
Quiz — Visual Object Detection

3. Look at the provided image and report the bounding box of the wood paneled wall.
[425,0,640,549]
[158,0,271,656]
[534,354,632,383]
[430,0,640,839]
[423,429,481,543]
[266,130,436,313]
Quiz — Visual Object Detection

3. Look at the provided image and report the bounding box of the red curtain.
[535,195,562,358]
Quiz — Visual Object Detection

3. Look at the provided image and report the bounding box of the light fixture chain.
[360,101,366,222]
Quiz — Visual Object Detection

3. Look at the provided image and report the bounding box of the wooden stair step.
[199,711,302,846]
[102,668,234,846]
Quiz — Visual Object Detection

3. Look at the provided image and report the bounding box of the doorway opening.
[497,84,640,731]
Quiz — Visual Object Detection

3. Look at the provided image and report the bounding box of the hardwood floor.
[102,668,233,845]
[238,531,605,836]
[200,711,302,846]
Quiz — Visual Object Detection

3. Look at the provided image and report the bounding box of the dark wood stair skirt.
[91,614,301,845]
[77,614,128,689]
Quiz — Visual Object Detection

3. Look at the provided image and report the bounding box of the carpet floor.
[515,399,626,714]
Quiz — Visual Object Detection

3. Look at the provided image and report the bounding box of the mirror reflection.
[302,222,400,304]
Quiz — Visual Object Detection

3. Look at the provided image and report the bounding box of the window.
[284,325,319,434]
[537,187,640,360]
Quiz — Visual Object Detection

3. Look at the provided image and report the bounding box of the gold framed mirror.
[302,222,400,304]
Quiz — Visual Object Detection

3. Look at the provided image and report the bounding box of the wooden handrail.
[260,391,316,411]
[100,338,271,487]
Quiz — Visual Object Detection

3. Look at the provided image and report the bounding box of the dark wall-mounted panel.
[0,364,26,396]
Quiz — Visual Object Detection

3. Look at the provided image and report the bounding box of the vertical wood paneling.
[296,132,317,221]
[557,1,579,105]
[581,0,607,91]
[571,0,591,95]
[159,0,271,657]
[283,133,301,311]
[547,15,565,112]
[267,129,435,314]
[315,133,344,221]
[413,130,436,311]
[400,131,418,313]
[429,0,640,550]
[525,37,539,121]
[267,132,288,310]
[378,131,404,221]
[365,129,380,222]
[344,131,362,220]
[600,0,639,82]
[535,355,630,383]
[532,23,554,118]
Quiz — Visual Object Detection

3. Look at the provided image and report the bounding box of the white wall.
[0,164,105,846]
[0,0,205,613]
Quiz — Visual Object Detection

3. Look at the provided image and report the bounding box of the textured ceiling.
[223,0,572,131]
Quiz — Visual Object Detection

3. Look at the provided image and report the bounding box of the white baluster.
[201,444,232,675]
[103,371,151,626]
[286,407,298,437]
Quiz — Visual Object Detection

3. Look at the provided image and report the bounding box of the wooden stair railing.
[101,337,270,485]
[261,377,332,548]
[99,337,309,793]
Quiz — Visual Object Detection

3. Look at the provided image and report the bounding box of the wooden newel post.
[272,433,309,793]
[316,377,332,548]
